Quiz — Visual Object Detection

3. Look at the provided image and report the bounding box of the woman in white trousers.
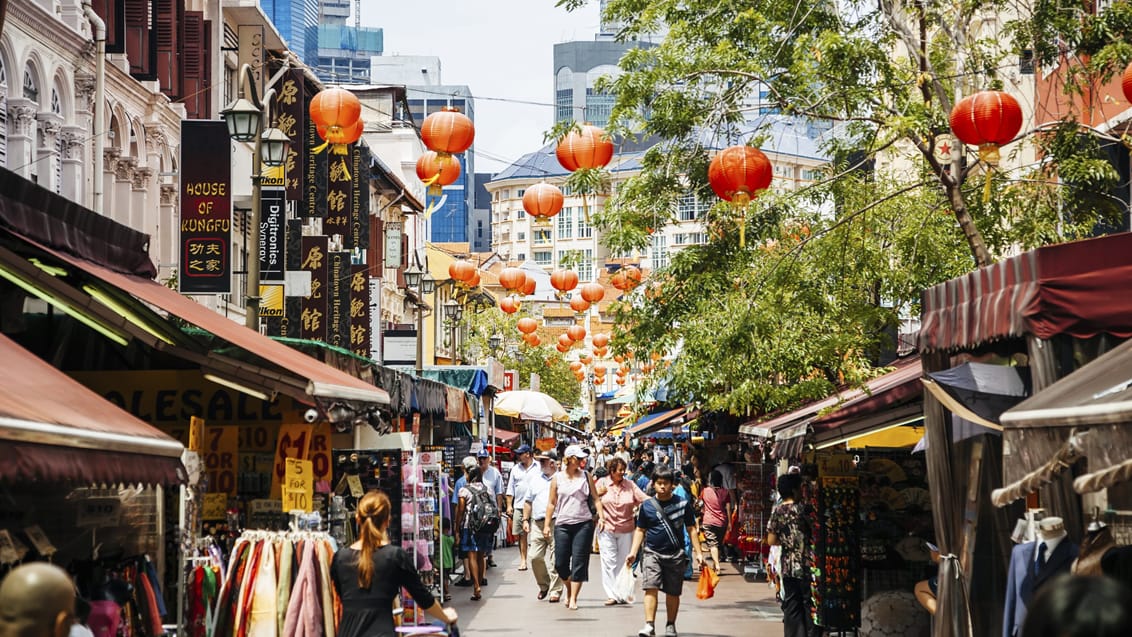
[594,456,649,604]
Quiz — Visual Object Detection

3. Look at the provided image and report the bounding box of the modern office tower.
[371,56,476,245]
[312,0,383,84]
[260,0,319,66]
[470,173,493,253]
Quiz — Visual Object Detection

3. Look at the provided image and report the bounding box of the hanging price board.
[77,498,122,528]
[23,525,55,557]
[202,493,228,521]
[283,458,313,513]
[0,530,19,564]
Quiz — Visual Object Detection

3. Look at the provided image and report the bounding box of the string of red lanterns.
[707,145,773,247]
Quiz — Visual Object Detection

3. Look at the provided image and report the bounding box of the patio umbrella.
[493,390,569,422]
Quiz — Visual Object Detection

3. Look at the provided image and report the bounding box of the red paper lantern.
[420,107,474,156]
[309,88,362,137]
[520,277,537,296]
[1123,62,1132,105]
[592,333,610,349]
[616,377,626,385]
[416,152,461,188]
[594,346,608,358]
[558,334,575,349]
[517,317,539,334]
[574,371,585,381]
[580,282,605,303]
[579,352,593,365]
[557,343,570,353]
[499,296,521,314]
[449,259,476,282]
[465,271,481,288]
[569,295,590,313]
[569,361,583,372]
[522,183,564,219]
[550,269,579,294]
[612,266,642,291]
[567,324,586,342]
[708,146,773,206]
[594,367,606,377]
[524,333,541,347]
[556,123,614,171]
[320,118,365,145]
[499,267,528,292]
[948,90,1023,162]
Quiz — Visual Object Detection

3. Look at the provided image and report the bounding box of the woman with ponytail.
[331,490,457,636]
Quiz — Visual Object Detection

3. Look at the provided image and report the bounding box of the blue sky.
[361,1,604,171]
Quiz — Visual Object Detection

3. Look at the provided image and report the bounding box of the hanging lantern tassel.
[582,193,590,224]
[424,193,448,220]
[979,143,1000,204]
[733,191,752,248]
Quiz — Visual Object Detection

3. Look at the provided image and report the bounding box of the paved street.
[438,547,786,636]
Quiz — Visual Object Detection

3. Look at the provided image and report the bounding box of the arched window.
[23,66,38,103]
[51,88,61,114]
[556,67,574,123]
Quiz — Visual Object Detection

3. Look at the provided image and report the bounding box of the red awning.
[0,333,185,485]
[738,356,922,437]
[48,249,390,407]
[919,233,1132,352]
[492,428,520,446]
[809,358,924,445]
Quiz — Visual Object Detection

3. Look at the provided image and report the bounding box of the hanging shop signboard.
[179,120,231,294]
[349,144,370,249]
[384,222,402,268]
[76,497,123,528]
[270,423,313,499]
[327,251,350,348]
[349,265,371,359]
[300,236,329,341]
[283,458,313,513]
[274,68,307,201]
[324,147,351,238]
[259,184,285,281]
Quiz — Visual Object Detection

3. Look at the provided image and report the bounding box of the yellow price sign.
[201,492,228,520]
[283,457,313,513]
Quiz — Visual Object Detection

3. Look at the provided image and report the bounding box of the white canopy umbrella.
[494,390,569,422]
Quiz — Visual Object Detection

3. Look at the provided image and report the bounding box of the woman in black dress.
[331,490,457,637]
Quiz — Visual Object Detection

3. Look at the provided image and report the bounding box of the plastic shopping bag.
[614,564,637,604]
[696,565,716,600]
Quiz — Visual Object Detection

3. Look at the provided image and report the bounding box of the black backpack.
[466,483,500,534]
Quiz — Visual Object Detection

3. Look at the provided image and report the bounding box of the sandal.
[604,599,618,606]
[537,590,548,600]
[548,594,561,603]
[471,592,482,601]
[443,594,451,602]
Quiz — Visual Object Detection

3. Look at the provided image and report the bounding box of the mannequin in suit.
[1003,517,1078,637]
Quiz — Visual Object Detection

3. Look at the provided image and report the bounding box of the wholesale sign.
[179,120,231,294]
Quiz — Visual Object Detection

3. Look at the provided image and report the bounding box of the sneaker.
[637,623,655,637]
[664,624,677,637]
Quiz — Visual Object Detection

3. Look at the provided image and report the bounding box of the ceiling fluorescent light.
[204,373,272,401]
[83,284,175,345]
[0,263,129,347]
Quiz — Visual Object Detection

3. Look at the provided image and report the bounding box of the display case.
[399,449,446,625]
[806,475,861,631]
[735,462,775,581]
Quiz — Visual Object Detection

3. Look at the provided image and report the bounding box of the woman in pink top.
[594,456,649,605]
[700,469,733,572]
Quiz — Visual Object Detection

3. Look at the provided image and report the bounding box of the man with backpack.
[456,465,500,602]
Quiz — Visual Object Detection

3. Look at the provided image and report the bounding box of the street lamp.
[221,63,291,330]
[489,333,502,355]
[405,262,438,374]
[443,298,463,365]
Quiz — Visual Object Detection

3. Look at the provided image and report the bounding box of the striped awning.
[919,233,1132,353]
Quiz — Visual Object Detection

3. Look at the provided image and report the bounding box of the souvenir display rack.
[735,462,775,581]
[806,475,861,631]
[333,449,404,545]
[399,449,446,625]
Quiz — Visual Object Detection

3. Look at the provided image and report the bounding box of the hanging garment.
[235,540,266,637]
[213,540,252,637]
[276,538,294,637]
[144,558,168,617]
[283,540,323,637]
[88,601,121,637]
[187,567,207,637]
[247,540,277,637]
[316,540,336,637]
[137,567,164,637]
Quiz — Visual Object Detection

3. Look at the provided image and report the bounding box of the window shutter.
[180,11,211,118]
[55,136,62,193]
[396,233,407,288]
[0,93,7,167]
[123,0,151,77]
[93,0,125,54]
[369,218,384,272]
[155,0,182,98]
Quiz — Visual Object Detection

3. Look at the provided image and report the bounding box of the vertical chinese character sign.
[179,121,231,294]
[323,145,351,238]
[273,69,307,203]
[350,265,371,358]
[300,236,329,341]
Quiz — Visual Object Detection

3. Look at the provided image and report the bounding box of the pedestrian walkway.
[437,547,785,636]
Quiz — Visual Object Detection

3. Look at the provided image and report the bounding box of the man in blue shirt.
[626,466,703,637]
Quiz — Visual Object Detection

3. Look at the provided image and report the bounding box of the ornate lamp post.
[443,298,464,365]
[221,63,291,330]
[404,263,436,374]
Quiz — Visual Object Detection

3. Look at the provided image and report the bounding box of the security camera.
[304,408,320,423]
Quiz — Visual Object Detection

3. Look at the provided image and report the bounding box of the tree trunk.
[945,181,992,267]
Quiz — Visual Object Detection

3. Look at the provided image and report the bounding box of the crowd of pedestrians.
[444,436,727,637]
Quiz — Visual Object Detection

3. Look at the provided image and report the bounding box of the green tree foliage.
[557,0,1128,416]
[461,307,581,407]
